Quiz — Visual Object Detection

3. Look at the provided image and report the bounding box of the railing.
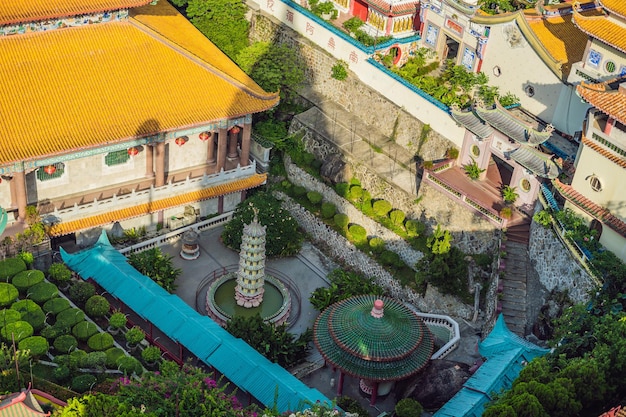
[408,309,460,360]
[119,213,233,255]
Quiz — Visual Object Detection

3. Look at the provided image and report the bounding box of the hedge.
[28,282,59,305]
[12,270,45,294]
[84,295,110,318]
[0,283,18,307]
[116,356,143,376]
[43,298,71,315]
[72,321,98,341]
[320,202,337,219]
[389,209,406,225]
[56,308,85,329]
[68,281,95,305]
[307,191,323,205]
[71,374,97,393]
[348,224,367,243]
[53,335,78,353]
[87,332,114,351]
[368,237,386,254]
[0,309,21,326]
[105,347,126,368]
[0,258,26,282]
[372,199,392,217]
[334,213,349,229]
[18,336,49,358]
[1,321,34,342]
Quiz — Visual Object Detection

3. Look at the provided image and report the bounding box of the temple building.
[553,77,626,262]
[0,0,278,246]
[327,0,420,37]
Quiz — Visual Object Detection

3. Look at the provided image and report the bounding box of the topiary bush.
[1,321,34,342]
[72,321,98,341]
[0,309,21,326]
[18,336,49,358]
[52,365,70,383]
[71,374,98,393]
[68,281,95,305]
[0,258,26,282]
[320,202,337,219]
[335,182,349,197]
[292,185,307,197]
[395,398,424,417]
[12,301,45,332]
[405,219,426,237]
[108,311,127,331]
[41,324,70,340]
[368,237,386,254]
[27,281,59,305]
[306,191,323,206]
[12,270,44,294]
[349,185,363,200]
[334,213,349,229]
[125,326,145,346]
[105,347,126,368]
[380,250,402,267]
[81,351,107,370]
[347,224,367,243]
[43,298,71,315]
[116,356,143,376]
[54,349,87,371]
[87,332,114,351]
[141,345,162,364]
[11,299,40,315]
[372,199,392,217]
[389,209,406,225]
[17,252,34,268]
[54,335,78,353]
[0,283,18,307]
[84,295,110,319]
[56,308,85,329]
[47,263,72,286]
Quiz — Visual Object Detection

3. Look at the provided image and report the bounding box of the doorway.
[443,36,460,62]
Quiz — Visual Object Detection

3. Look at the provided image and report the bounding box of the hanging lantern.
[199,132,210,141]
[127,147,139,156]
[44,165,56,175]
[230,126,241,134]
[175,137,187,146]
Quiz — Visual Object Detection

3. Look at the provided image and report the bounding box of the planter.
[321,12,332,19]
[107,326,121,336]
[125,342,139,352]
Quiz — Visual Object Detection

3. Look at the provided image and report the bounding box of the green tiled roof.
[314,295,434,381]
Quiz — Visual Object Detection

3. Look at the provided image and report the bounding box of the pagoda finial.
[371,299,384,318]
[252,206,259,223]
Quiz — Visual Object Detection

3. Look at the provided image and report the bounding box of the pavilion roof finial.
[371,299,384,319]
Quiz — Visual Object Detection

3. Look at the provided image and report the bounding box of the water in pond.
[213,279,284,319]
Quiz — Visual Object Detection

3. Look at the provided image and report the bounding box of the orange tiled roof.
[598,0,626,19]
[0,1,279,167]
[553,178,626,237]
[582,134,626,169]
[573,9,626,54]
[577,79,626,125]
[526,13,588,76]
[0,0,151,26]
[48,173,267,237]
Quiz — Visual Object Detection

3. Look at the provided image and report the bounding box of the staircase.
[498,218,531,335]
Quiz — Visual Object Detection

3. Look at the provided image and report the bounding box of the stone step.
[501,287,526,298]
[501,300,526,311]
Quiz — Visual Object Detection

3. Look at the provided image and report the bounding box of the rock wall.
[528,220,596,304]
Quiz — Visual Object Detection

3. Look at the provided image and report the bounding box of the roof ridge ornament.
[371,299,384,318]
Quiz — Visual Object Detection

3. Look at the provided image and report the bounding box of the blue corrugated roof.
[433,315,549,417]
[61,231,332,413]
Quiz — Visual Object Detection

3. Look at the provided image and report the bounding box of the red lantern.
[230,126,241,134]
[199,132,210,141]
[44,165,56,175]
[127,147,139,156]
[175,137,186,146]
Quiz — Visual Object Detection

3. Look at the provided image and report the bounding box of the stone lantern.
[180,229,200,260]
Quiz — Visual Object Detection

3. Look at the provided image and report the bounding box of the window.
[471,145,480,157]
[105,150,130,166]
[520,178,531,192]
[524,85,535,97]
[589,175,602,192]
[37,163,65,181]
[605,60,616,74]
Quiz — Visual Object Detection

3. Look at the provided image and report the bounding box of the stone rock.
[320,153,351,184]
[402,359,471,410]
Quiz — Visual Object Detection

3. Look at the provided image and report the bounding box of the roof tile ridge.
[597,0,626,20]
[493,97,549,134]
[127,17,279,102]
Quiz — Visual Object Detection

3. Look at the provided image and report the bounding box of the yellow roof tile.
[48,173,267,237]
[526,13,588,76]
[599,0,626,19]
[0,0,151,25]
[0,2,279,167]
[573,9,626,53]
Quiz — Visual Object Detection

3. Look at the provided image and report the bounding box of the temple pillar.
[9,176,17,210]
[337,372,344,396]
[227,127,240,159]
[218,196,224,214]
[145,144,155,179]
[240,123,251,167]
[217,128,227,172]
[370,382,379,406]
[155,142,166,187]
[605,117,616,135]
[207,132,216,165]
[13,170,27,222]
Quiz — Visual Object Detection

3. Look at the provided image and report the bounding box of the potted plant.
[124,326,144,351]
[108,310,127,335]
[463,158,485,180]
[48,262,72,290]
[141,345,162,366]
[501,185,519,205]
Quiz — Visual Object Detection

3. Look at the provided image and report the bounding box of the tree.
[427,225,452,255]
[186,0,249,59]
[415,246,468,297]
[309,269,385,311]
[128,248,181,293]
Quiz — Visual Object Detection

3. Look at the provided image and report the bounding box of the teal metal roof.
[61,231,331,413]
[433,315,549,417]
[0,208,7,236]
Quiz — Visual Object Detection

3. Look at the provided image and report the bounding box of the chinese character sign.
[328,37,335,50]
[306,22,314,35]
[267,0,274,11]
[286,10,293,22]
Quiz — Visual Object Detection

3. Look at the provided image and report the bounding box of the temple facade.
[0,0,278,246]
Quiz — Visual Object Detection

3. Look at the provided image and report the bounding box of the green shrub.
[0,258,27,282]
[108,311,127,330]
[116,356,143,376]
[43,298,71,315]
[533,209,552,228]
[68,281,95,305]
[71,374,98,393]
[348,224,367,243]
[342,17,364,33]
[105,347,126,368]
[337,395,369,417]
[87,332,114,351]
[125,326,145,346]
[405,219,425,237]
[349,177,361,186]
[48,263,72,285]
[372,199,392,217]
[1,321,34,342]
[293,185,307,197]
[54,335,78,353]
[395,398,423,417]
[41,324,70,340]
[349,185,363,200]
[335,182,349,197]
[320,202,337,219]
[72,321,98,341]
[0,309,21,326]
[141,346,162,364]
[18,336,49,358]
[11,299,40,315]
[17,251,34,267]
[368,237,386,254]
[52,365,70,383]
[380,250,401,267]
[0,283,18,307]
[12,270,44,294]
[12,300,46,332]
[127,247,181,293]
[84,295,110,318]
[81,351,107,370]
[334,213,349,229]
[55,349,87,371]
[28,282,59,304]
[331,60,349,81]
[389,209,406,225]
[56,308,85,328]
[306,191,323,205]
